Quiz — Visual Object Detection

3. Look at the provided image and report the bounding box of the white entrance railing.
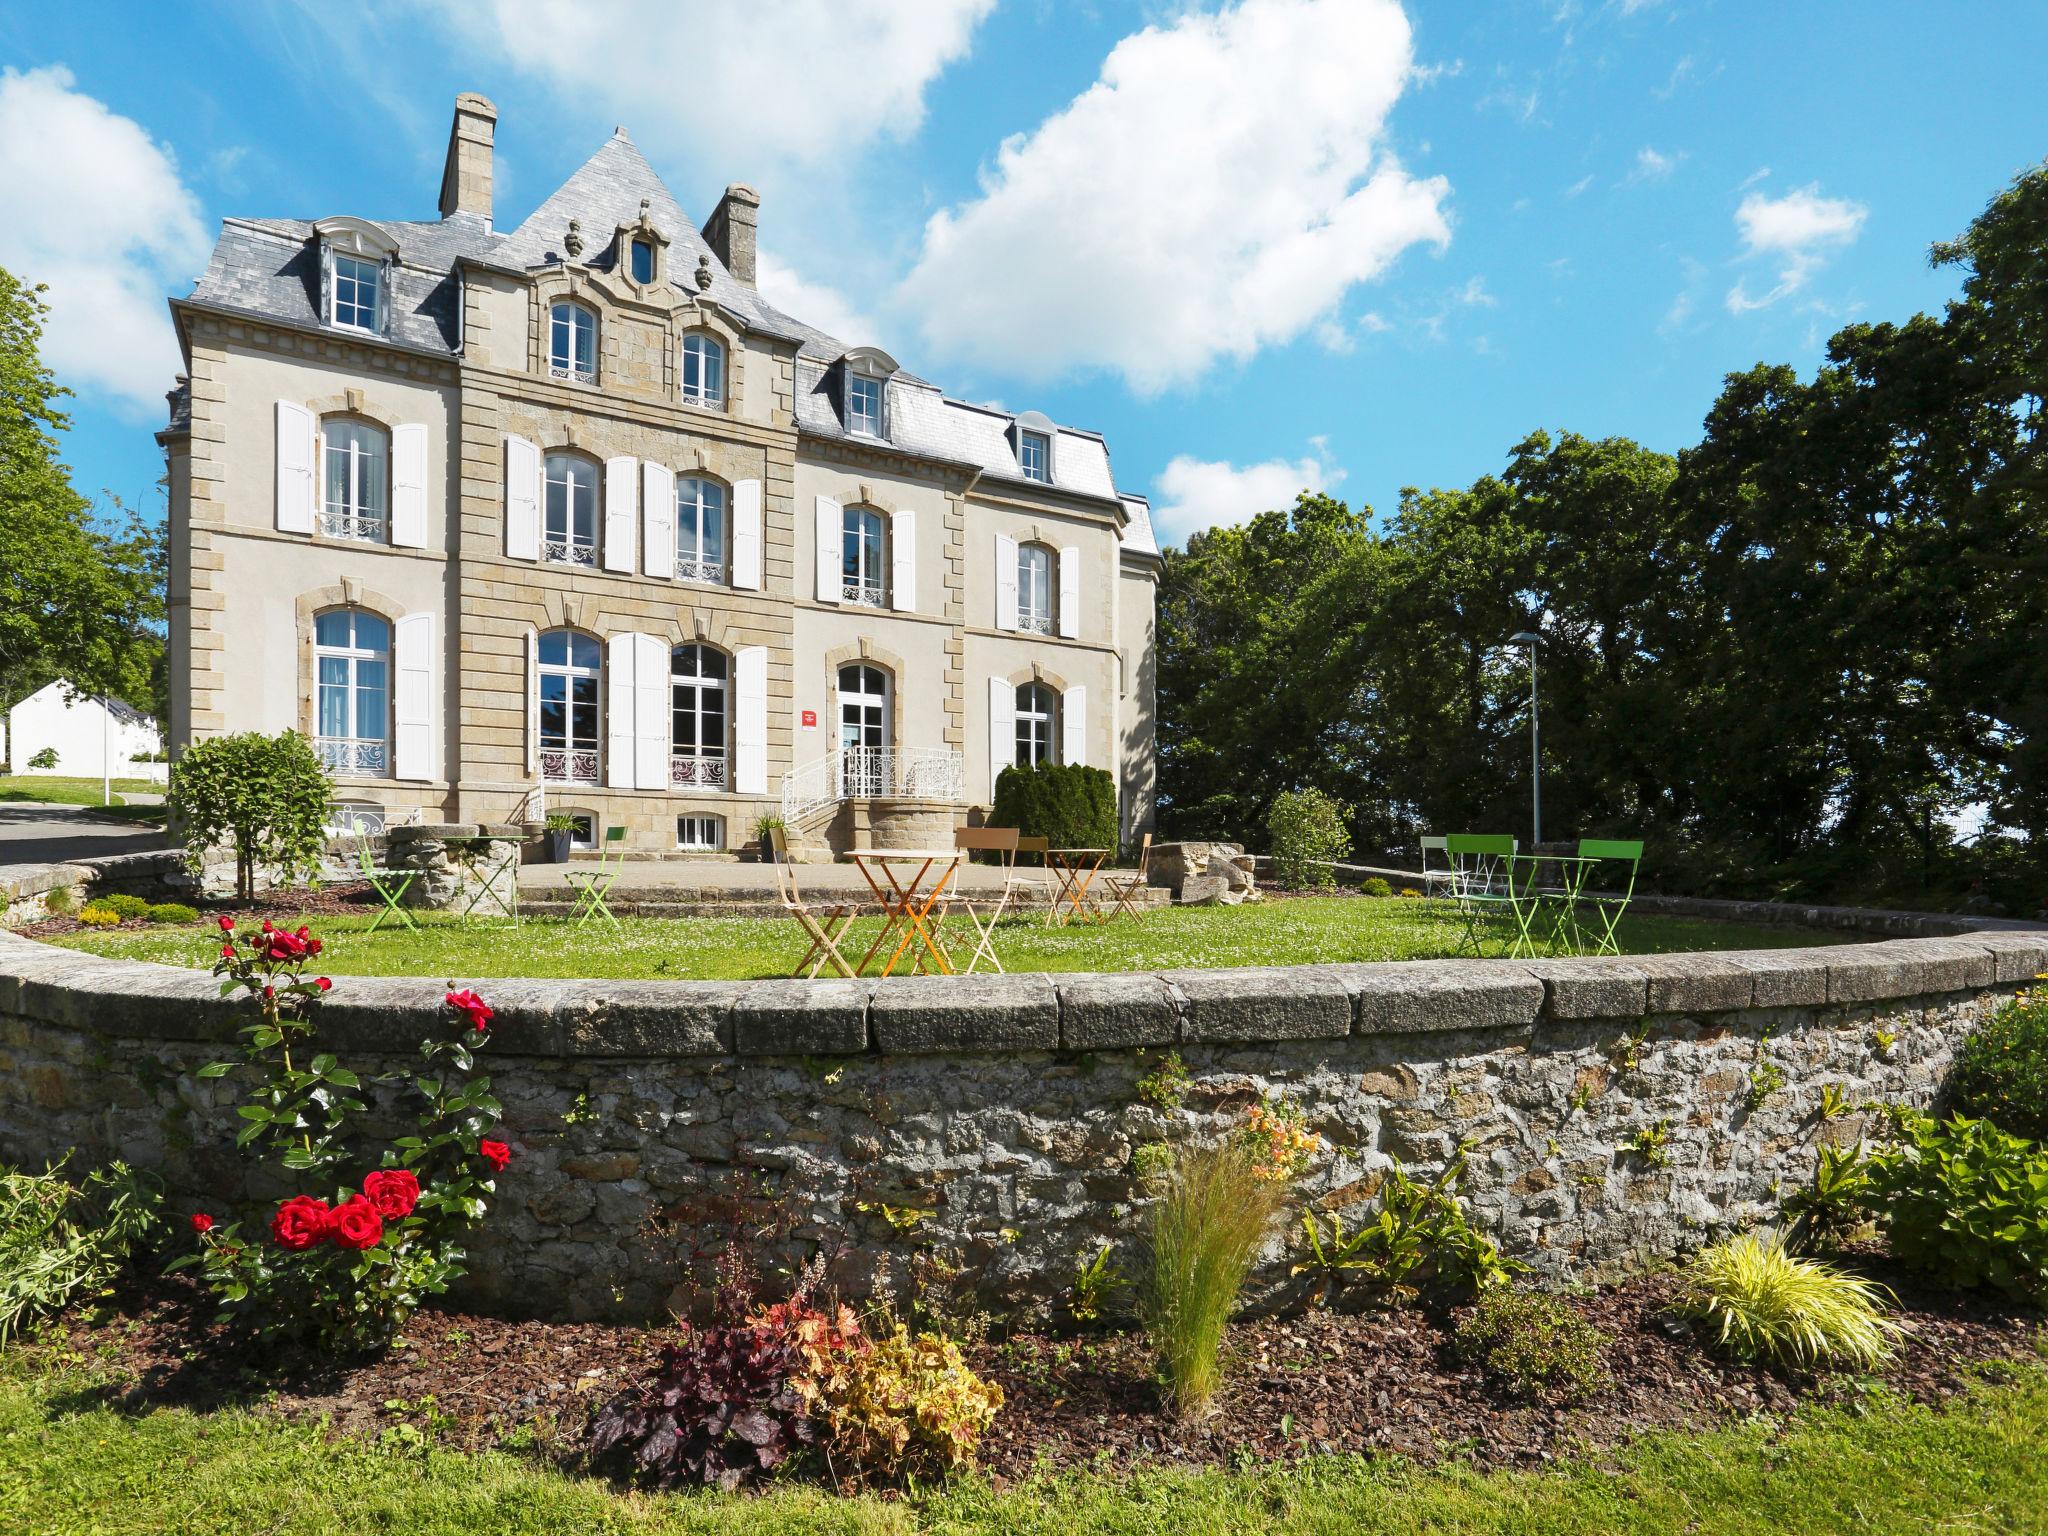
[781,746,965,824]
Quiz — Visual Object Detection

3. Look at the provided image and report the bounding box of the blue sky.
[4,0,2046,547]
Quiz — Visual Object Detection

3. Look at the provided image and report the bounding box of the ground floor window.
[676,814,725,851]
[556,810,596,850]
[1016,681,1059,766]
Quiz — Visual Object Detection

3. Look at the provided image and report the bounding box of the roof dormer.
[313,217,399,336]
[1010,410,1056,485]
[837,347,899,439]
[612,198,669,295]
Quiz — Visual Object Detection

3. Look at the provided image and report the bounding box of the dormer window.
[681,333,725,405]
[550,301,597,383]
[314,217,398,337]
[630,238,655,284]
[1019,431,1050,483]
[835,347,900,441]
[848,374,883,437]
[331,255,382,331]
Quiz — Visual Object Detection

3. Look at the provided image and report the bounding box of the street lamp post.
[1508,632,1541,847]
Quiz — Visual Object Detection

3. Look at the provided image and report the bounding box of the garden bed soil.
[16,883,389,939]
[38,1251,2044,1483]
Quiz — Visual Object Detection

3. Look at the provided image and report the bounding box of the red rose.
[309,938,324,956]
[446,987,494,1034]
[269,1195,331,1251]
[189,1212,214,1234]
[315,976,332,992]
[220,945,235,959]
[361,1168,420,1220]
[261,920,273,933]
[477,1138,512,1172]
[217,916,234,933]
[328,1195,384,1251]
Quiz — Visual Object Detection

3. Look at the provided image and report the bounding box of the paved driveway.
[0,803,172,869]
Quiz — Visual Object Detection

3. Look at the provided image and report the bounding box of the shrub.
[1454,1287,1610,1402]
[41,884,75,917]
[1141,1136,1287,1417]
[75,903,120,928]
[1948,990,2048,1143]
[145,902,200,924]
[101,894,152,920]
[0,1157,161,1344]
[166,731,332,900]
[1265,788,1350,891]
[822,1323,1005,1474]
[1361,876,1393,898]
[1860,1111,2048,1302]
[991,761,1117,851]
[1293,1146,1522,1305]
[1784,1142,1877,1250]
[26,746,57,770]
[1673,1231,1904,1370]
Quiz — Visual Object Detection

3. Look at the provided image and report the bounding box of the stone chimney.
[438,93,497,224]
[701,183,759,287]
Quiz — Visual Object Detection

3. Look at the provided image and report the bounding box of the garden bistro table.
[847,848,962,977]
[1044,847,1112,928]
[453,833,526,927]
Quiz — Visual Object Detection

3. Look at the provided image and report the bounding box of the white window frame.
[670,644,730,791]
[314,608,391,778]
[1019,429,1051,483]
[681,333,725,405]
[1017,543,1054,635]
[328,251,384,333]
[675,477,727,585]
[549,301,597,384]
[543,453,599,568]
[1015,681,1058,767]
[847,372,884,436]
[842,507,887,607]
[676,814,725,852]
[320,419,388,543]
[537,630,602,785]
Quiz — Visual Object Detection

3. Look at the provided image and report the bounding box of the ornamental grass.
[1674,1230,1906,1371]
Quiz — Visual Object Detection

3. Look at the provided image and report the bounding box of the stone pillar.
[387,822,523,912]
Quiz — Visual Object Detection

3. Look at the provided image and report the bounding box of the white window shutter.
[524,629,539,775]
[1058,545,1081,639]
[633,632,668,790]
[995,532,1019,630]
[732,479,763,591]
[275,401,316,534]
[814,496,841,603]
[735,646,768,794]
[606,633,637,789]
[603,456,637,573]
[393,612,436,782]
[1063,684,1087,768]
[987,677,1014,800]
[890,507,916,612]
[641,461,675,579]
[390,423,429,548]
[504,434,540,560]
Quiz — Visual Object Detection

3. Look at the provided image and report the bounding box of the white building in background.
[3,682,164,781]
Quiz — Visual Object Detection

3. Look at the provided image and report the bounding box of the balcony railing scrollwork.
[316,737,388,777]
[321,510,386,543]
[670,753,728,789]
[842,579,885,608]
[781,745,965,823]
[543,539,597,567]
[540,747,600,785]
[676,557,726,585]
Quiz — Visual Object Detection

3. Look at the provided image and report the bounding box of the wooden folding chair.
[770,827,857,978]
[1099,832,1154,920]
[941,827,1021,973]
[1011,835,1054,920]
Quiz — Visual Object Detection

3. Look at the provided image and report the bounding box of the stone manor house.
[160,94,1160,856]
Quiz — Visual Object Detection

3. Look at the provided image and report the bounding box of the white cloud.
[1455,275,1497,307]
[0,66,209,413]
[756,249,885,352]
[1725,182,1867,313]
[902,0,1450,393]
[428,0,993,172]
[1151,444,1346,544]
[1564,173,1594,198]
[1625,145,1681,185]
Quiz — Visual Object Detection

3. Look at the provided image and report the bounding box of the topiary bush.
[100,894,152,920]
[1947,990,2048,1143]
[145,902,200,924]
[991,762,1117,851]
[1265,788,1350,891]
[1455,1287,1610,1402]
[166,731,332,900]
[1361,876,1393,898]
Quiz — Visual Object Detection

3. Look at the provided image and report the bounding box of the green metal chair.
[353,839,418,933]
[1442,833,1542,957]
[1574,838,1643,956]
[566,825,628,928]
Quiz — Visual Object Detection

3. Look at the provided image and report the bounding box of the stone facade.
[3,921,2040,1322]
[160,96,1161,861]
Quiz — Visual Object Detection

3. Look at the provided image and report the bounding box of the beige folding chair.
[1099,833,1154,920]
[1013,835,1054,921]
[770,827,857,978]
[942,827,1022,973]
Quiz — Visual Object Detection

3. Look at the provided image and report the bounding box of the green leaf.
[326,1067,359,1088]
[311,1053,337,1077]
[195,1061,232,1078]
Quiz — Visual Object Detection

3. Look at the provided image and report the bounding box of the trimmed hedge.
[992,762,1118,852]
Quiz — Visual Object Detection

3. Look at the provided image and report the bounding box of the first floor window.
[677,814,724,851]
[670,644,729,789]
[315,609,390,777]
[550,301,597,382]
[1016,682,1058,766]
[842,507,885,606]
[1018,543,1054,634]
[1019,429,1050,483]
[321,419,387,541]
[847,373,883,435]
[538,630,600,784]
[544,453,598,566]
[682,333,725,404]
[329,251,382,331]
[676,477,727,583]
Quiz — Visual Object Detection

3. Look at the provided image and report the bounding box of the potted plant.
[754,814,787,863]
[541,813,578,864]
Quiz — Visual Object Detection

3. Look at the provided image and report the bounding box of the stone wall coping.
[6,899,2043,1060]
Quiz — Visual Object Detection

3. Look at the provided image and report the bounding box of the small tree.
[1265,788,1350,891]
[167,732,333,900]
[26,746,56,770]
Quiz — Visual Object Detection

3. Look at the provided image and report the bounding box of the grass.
[0,774,164,816]
[36,899,1838,983]
[4,1352,2048,1534]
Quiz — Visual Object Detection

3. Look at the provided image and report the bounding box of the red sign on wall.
[801,710,817,728]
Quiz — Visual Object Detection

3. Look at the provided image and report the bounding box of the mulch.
[34,1249,2045,1482]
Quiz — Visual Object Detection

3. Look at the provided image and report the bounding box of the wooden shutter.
[641,461,675,579]
[987,677,1014,801]
[1058,545,1081,639]
[994,532,1018,630]
[525,629,539,774]
[390,423,428,548]
[504,434,540,560]
[606,633,637,789]
[603,456,637,573]
[732,479,763,590]
[813,496,841,603]
[633,632,668,791]
[1063,684,1087,768]
[890,507,916,612]
[393,612,436,782]
[735,645,768,794]
[275,401,316,534]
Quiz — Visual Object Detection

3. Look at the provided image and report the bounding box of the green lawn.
[0,774,164,815]
[3,1354,2045,1535]
[39,898,1837,982]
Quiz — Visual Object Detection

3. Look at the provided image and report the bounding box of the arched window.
[549,301,597,383]
[676,477,727,584]
[321,419,387,542]
[1016,682,1058,767]
[670,644,729,790]
[314,609,390,777]
[681,333,725,405]
[629,238,655,285]
[1017,543,1055,634]
[543,453,598,567]
[841,507,886,607]
[838,663,890,796]
[537,630,601,784]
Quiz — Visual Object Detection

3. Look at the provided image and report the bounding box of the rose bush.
[168,920,513,1353]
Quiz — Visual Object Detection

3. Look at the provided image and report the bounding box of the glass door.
[837,663,889,796]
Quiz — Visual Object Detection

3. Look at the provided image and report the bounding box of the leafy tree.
[1265,788,1351,891]
[166,732,333,900]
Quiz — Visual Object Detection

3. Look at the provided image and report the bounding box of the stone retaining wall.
[1,919,2042,1323]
